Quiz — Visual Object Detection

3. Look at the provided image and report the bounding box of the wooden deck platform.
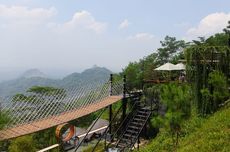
[0,95,122,141]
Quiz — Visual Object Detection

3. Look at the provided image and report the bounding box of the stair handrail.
[73,107,107,152]
[106,94,141,149]
[114,108,139,148]
[90,92,142,151]
[92,93,140,151]
[116,107,152,151]
[128,111,152,151]
[91,102,124,152]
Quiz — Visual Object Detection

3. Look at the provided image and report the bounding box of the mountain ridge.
[21,69,46,78]
[0,66,112,97]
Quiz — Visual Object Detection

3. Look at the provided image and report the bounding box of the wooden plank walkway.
[0,95,122,141]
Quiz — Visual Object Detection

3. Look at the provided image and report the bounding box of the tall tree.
[160,83,191,149]
[123,62,143,90]
[141,53,158,80]
[157,36,187,65]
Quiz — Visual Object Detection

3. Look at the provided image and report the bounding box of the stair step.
[130,122,142,126]
[140,107,151,111]
[133,118,146,122]
[121,138,132,143]
[117,144,126,149]
[137,111,149,114]
[135,114,148,118]
[126,129,138,134]
[128,125,140,130]
[114,105,152,151]
[137,111,149,115]
[123,133,133,138]
[118,142,127,147]
[120,140,132,146]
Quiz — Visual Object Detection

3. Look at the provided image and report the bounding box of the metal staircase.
[90,91,155,152]
[115,105,151,151]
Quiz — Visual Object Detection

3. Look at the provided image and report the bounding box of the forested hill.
[138,102,230,152]
[0,66,112,97]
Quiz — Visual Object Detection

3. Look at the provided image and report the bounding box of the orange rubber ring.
[55,123,75,142]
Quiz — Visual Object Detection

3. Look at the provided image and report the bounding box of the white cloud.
[127,33,154,40]
[186,12,230,39]
[61,10,107,34]
[0,6,107,34]
[0,5,159,73]
[0,4,57,26]
[119,19,130,29]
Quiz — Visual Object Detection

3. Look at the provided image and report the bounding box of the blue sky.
[0,0,230,80]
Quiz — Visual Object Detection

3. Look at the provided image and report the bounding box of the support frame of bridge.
[107,74,127,142]
[109,74,113,135]
[122,74,127,122]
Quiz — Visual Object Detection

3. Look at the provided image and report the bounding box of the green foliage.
[223,20,230,34]
[200,88,212,115]
[7,86,67,151]
[12,94,27,102]
[11,86,67,104]
[0,110,10,129]
[112,73,123,82]
[82,142,104,152]
[74,113,98,128]
[123,62,143,90]
[153,83,192,147]
[185,29,230,115]
[161,83,192,119]
[27,86,66,98]
[33,128,57,150]
[140,53,158,81]
[205,33,229,46]
[123,35,187,90]
[144,85,160,101]
[138,104,230,152]
[178,104,230,152]
[12,94,39,103]
[157,36,187,65]
[200,71,229,115]
[139,114,206,152]
[8,136,37,152]
[208,71,229,104]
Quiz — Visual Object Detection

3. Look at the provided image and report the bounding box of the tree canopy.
[157,36,187,65]
[123,35,187,90]
[27,86,66,97]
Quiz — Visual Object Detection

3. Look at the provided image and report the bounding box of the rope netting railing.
[0,78,124,130]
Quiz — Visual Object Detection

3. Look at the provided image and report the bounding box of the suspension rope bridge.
[0,77,124,141]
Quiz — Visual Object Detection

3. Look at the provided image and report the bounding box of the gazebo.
[154,62,185,81]
[154,62,177,71]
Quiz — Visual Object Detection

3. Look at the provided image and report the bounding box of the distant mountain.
[62,66,112,88]
[21,69,46,78]
[0,66,112,97]
[0,77,59,97]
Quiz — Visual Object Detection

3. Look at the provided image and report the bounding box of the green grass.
[138,104,230,152]
[178,104,230,152]
[82,142,104,152]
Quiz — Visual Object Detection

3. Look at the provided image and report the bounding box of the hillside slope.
[139,104,230,152]
[178,104,230,152]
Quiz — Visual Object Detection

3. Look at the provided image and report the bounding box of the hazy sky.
[0,0,230,80]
